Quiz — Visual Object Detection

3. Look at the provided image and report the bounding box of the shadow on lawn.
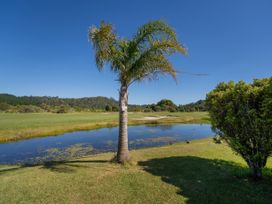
[0,159,108,174]
[40,159,109,173]
[138,156,272,204]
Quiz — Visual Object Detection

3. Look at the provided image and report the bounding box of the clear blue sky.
[0,0,271,105]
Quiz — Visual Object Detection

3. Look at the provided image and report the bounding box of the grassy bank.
[0,112,209,142]
[0,138,271,204]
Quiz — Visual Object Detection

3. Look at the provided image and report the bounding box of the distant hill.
[0,93,206,113]
[0,94,119,112]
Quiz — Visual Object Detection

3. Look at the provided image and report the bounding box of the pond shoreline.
[1,136,215,165]
[0,112,210,143]
[0,124,214,164]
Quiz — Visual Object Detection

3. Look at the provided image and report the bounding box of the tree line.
[0,93,206,113]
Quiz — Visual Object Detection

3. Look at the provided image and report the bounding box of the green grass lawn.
[0,112,209,142]
[0,138,271,204]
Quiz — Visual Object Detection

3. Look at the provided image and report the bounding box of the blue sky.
[0,0,271,104]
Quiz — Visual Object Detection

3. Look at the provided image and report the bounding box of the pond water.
[0,124,214,164]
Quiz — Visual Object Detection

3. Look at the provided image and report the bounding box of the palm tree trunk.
[117,84,130,163]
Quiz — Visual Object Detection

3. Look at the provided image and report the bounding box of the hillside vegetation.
[0,94,119,113]
[0,94,206,113]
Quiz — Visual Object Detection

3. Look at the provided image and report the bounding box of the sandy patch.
[134,116,173,121]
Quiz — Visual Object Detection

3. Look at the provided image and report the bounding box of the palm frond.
[124,20,186,69]
[128,53,176,84]
[127,39,185,83]
[134,20,179,47]
[88,21,119,71]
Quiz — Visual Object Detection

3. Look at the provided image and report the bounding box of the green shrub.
[143,108,153,112]
[206,78,272,179]
[157,99,177,111]
[55,105,70,113]
[105,105,112,112]
[0,102,11,111]
[112,106,119,112]
[17,105,43,113]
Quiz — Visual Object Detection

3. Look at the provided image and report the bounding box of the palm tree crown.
[89,20,187,86]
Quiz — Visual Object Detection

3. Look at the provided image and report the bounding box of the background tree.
[89,20,186,163]
[105,104,112,112]
[178,100,206,112]
[206,78,272,179]
[156,99,178,112]
[0,102,11,112]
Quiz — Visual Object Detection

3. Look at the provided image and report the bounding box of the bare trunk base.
[110,153,131,164]
[247,160,263,180]
[117,150,130,163]
[251,166,263,180]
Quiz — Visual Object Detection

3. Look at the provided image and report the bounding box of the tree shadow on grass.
[0,166,23,174]
[40,159,109,173]
[138,156,272,204]
[0,159,109,174]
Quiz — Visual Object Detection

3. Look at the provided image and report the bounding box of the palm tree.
[88,20,186,163]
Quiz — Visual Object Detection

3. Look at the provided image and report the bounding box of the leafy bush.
[206,78,272,179]
[143,108,153,112]
[112,106,119,112]
[178,100,206,112]
[153,105,162,112]
[213,136,222,144]
[105,105,112,112]
[155,99,178,112]
[17,105,43,113]
[55,105,71,113]
[0,102,11,111]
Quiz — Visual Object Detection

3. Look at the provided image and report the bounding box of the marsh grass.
[129,136,176,145]
[44,144,94,161]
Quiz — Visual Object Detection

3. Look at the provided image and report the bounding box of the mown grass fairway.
[0,138,271,204]
[0,112,209,142]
